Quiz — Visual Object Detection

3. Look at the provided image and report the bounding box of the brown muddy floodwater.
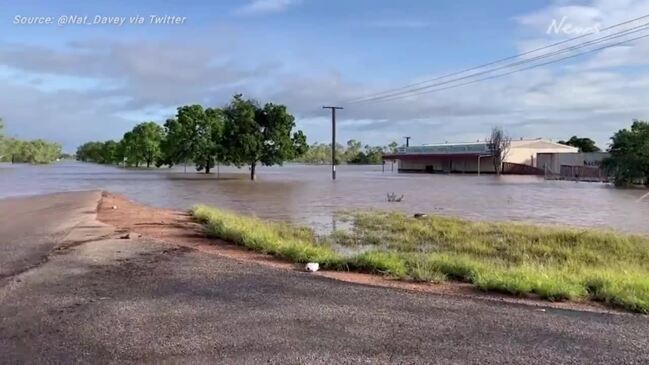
[1,161,647,234]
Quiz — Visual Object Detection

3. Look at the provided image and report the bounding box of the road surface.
[1,191,648,363]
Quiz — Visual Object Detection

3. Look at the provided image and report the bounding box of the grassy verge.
[192,205,649,313]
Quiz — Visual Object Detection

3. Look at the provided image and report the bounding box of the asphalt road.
[1,191,648,364]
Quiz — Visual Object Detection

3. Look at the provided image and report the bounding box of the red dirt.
[96,191,622,315]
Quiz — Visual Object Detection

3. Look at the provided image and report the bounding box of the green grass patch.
[192,205,343,268]
[192,206,649,313]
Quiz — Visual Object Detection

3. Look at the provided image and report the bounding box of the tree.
[4,139,61,164]
[388,141,399,154]
[158,118,182,168]
[0,119,61,164]
[486,126,511,175]
[161,105,225,173]
[603,120,649,186]
[558,136,600,152]
[76,141,104,162]
[348,145,385,164]
[222,95,308,180]
[119,131,139,166]
[101,140,120,164]
[344,139,362,161]
[131,122,164,168]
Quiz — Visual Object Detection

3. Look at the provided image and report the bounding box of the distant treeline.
[0,118,62,164]
[76,95,307,180]
[295,140,399,165]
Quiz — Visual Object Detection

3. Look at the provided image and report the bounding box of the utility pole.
[404,136,411,147]
[323,106,343,180]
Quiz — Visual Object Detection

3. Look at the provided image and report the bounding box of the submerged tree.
[119,131,140,166]
[101,140,121,164]
[131,122,164,168]
[222,95,308,180]
[344,139,362,162]
[603,120,649,186]
[0,118,61,164]
[486,126,511,175]
[161,105,225,173]
[76,141,104,163]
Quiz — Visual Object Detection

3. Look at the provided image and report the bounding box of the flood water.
[1,161,647,234]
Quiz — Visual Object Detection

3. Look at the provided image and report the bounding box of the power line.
[346,14,649,104]
[348,24,649,105]
[361,32,649,103]
[350,22,649,104]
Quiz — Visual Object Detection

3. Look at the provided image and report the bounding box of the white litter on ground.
[305,262,319,272]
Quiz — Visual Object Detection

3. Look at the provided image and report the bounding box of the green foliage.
[192,205,342,267]
[344,139,362,161]
[603,120,649,186]
[131,122,164,168]
[119,131,139,166]
[222,95,308,180]
[558,136,601,152]
[77,123,163,168]
[295,142,344,164]
[295,139,399,165]
[76,141,103,163]
[161,105,225,173]
[101,140,120,164]
[76,140,121,164]
[1,138,62,164]
[0,118,61,164]
[348,145,385,164]
[193,205,649,313]
[76,96,305,178]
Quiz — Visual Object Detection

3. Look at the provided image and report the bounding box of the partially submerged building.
[383,139,579,174]
[537,151,610,181]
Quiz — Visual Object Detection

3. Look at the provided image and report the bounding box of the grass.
[192,205,649,313]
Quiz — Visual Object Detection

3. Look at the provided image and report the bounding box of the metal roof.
[396,143,490,155]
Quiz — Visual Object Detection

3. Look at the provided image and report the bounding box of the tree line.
[0,118,62,164]
[295,139,399,165]
[76,95,308,180]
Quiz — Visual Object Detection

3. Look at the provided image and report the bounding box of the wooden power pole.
[323,106,343,180]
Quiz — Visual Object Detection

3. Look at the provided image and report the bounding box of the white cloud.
[4,0,649,151]
[235,0,301,16]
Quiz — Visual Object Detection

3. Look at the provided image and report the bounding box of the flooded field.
[1,161,647,234]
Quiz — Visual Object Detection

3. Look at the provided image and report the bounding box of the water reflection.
[0,161,647,234]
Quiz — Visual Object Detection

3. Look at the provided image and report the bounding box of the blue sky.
[2,0,649,151]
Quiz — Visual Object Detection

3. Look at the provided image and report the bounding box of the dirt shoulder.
[96,191,621,314]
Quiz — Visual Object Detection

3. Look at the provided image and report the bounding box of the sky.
[1,0,649,151]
